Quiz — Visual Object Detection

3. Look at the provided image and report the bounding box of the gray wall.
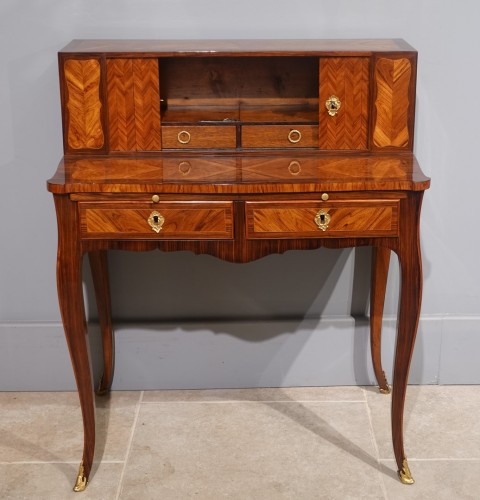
[1,1,479,390]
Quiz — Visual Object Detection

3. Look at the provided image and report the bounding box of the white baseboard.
[0,316,478,391]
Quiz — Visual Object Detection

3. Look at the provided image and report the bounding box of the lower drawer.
[242,125,318,148]
[79,201,234,239]
[245,200,399,239]
[162,125,237,149]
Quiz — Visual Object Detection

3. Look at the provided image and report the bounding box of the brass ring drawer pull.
[148,211,165,233]
[325,95,341,116]
[314,209,331,231]
[177,130,191,144]
[288,129,302,144]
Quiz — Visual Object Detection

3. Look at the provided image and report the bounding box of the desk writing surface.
[48,154,430,194]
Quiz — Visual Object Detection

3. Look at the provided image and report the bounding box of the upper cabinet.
[58,40,417,154]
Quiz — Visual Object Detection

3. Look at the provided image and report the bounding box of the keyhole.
[153,215,159,224]
[320,214,326,224]
[330,103,337,110]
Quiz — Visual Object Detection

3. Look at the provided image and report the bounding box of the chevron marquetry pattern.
[319,58,369,150]
[64,59,104,150]
[107,59,161,151]
[373,58,411,148]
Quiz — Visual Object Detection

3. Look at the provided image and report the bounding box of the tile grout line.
[140,399,367,404]
[379,457,480,462]
[115,390,144,500]
[0,461,125,465]
[362,387,390,500]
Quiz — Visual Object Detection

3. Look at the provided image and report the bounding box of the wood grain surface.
[64,59,104,150]
[107,58,161,151]
[319,57,369,150]
[373,58,412,148]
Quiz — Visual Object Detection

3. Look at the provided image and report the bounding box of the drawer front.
[246,200,399,239]
[242,125,318,148]
[162,125,237,149]
[80,201,234,239]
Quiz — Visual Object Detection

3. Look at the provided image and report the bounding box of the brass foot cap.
[379,372,391,394]
[398,459,415,485]
[73,462,88,492]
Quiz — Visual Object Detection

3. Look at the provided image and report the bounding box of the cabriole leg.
[55,195,95,492]
[391,193,424,485]
[88,250,115,395]
[370,246,392,394]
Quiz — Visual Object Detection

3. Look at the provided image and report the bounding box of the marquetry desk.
[47,39,430,491]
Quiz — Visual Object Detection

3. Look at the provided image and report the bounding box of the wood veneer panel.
[246,200,399,239]
[60,39,416,55]
[46,154,431,194]
[319,57,369,150]
[64,59,105,150]
[80,202,233,239]
[107,58,161,151]
[132,59,161,150]
[162,125,236,149]
[242,125,318,148]
[373,58,412,148]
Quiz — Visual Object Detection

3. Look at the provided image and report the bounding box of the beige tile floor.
[1,386,480,499]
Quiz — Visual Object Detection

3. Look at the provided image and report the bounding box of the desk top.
[47,153,430,194]
[59,39,416,56]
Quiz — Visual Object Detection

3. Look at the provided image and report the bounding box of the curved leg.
[391,193,424,485]
[88,251,115,395]
[370,246,391,394]
[54,195,95,491]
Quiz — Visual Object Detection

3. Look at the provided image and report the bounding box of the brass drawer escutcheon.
[314,209,331,231]
[148,211,165,233]
[325,95,341,116]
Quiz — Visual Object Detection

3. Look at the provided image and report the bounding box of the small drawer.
[79,201,234,240]
[245,200,399,239]
[242,125,318,148]
[161,125,237,149]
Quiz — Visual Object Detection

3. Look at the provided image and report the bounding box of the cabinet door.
[319,57,369,150]
[106,58,161,151]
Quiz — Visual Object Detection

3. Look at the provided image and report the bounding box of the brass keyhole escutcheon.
[325,95,341,116]
[148,211,165,233]
[314,209,331,231]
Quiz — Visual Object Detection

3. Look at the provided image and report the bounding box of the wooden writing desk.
[47,39,430,491]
